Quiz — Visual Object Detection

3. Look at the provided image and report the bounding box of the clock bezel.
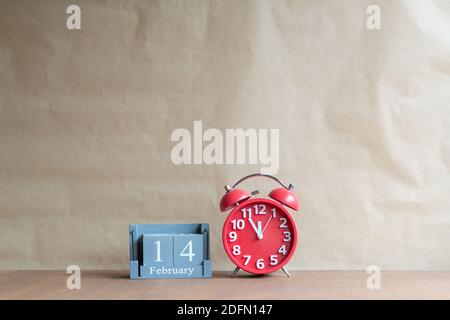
[222,197,298,275]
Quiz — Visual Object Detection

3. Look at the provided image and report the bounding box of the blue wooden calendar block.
[173,234,203,265]
[143,234,173,267]
[129,223,211,279]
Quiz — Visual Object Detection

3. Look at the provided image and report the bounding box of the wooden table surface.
[0,270,449,300]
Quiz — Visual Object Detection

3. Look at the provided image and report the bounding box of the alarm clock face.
[222,198,297,274]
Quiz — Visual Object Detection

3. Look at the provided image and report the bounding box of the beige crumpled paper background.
[0,0,449,270]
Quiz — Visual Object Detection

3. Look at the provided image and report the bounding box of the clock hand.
[257,221,263,240]
[248,217,259,235]
[261,216,273,237]
[248,216,263,240]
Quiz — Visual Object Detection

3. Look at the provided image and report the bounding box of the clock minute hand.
[248,216,263,240]
[257,221,263,239]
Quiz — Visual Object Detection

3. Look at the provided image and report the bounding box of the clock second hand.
[259,215,273,239]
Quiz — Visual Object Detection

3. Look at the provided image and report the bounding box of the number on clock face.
[222,198,297,274]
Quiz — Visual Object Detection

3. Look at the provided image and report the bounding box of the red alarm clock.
[220,173,299,277]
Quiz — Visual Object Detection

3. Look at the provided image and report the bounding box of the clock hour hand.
[248,216,263,240]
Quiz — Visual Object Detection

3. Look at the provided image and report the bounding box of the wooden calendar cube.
[173,234,203,266]
[143,234,174,267]
[129,223,212,279]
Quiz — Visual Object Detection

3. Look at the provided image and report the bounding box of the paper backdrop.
[0,0,449,270]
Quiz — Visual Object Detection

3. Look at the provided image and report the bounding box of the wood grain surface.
[0,270,449,299]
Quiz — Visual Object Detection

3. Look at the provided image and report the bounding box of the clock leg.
[231,267,241,277]
[281,267,290,278]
